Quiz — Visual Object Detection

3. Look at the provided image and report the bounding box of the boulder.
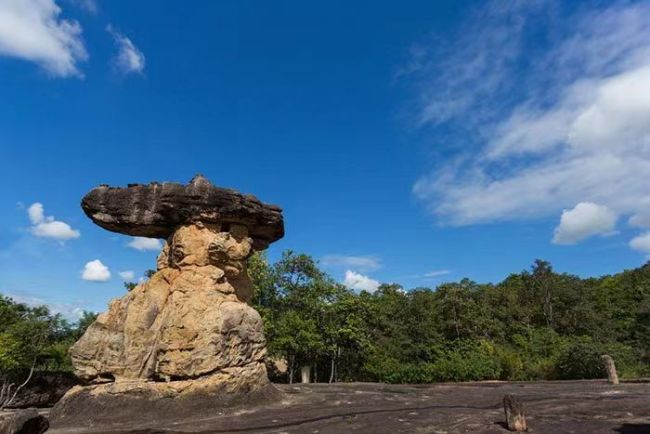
[0,409,48,434]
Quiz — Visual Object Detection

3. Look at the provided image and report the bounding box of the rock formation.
[601,354,619,385]
[50,176,284,427]
[503,394,527,432]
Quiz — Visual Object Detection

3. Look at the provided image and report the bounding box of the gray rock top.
[81,175,284,249]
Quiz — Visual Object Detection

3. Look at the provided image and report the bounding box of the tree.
[263,251,342,383]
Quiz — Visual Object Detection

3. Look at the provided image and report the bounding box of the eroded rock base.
[49,364,279,429]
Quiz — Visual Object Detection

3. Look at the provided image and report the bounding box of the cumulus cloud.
[629,232,650,255]
[27,202,80,240]
[343,270,380,293]
[107,25,145,75]
[82,259,111,282]
[0,0,87,77]
[552,202,617,245]
[118,270,135,281]
[321,255,381,271]
[407,1,650,248]
[128,237,162,251]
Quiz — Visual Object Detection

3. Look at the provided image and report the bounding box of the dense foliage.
[251,252,650,383]
[0,296,96,380]
[2,254,648,385]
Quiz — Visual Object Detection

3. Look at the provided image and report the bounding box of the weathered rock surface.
[47,381,650,433]
[81,174,284,250]
[49,365,278,428]
[0,408,49,434]
[50,177,284,429]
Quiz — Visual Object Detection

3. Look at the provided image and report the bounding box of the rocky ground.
[44,380,649,433]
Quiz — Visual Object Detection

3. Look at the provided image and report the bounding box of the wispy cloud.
[406,1,650,252]
[321,254,381,271]
[404,269,452,281]
[0,0,87,77]
[6,292,88,320]
[66,0,96,14]
[422,270,451,278]
[118,270,135,281]
[107,24,145,75]
[128,237,161,251]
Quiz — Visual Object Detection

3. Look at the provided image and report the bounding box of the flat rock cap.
[81,175,284,249]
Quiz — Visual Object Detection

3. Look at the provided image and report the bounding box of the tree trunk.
[601,354,619,385]
[0,358,35,410]
[288,355,295,384]
[329,356,335,383]
[314,360,318,383]
[336,346,341,382]
[301,365,311,383]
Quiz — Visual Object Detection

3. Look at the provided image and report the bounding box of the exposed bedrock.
[50,177,284,428]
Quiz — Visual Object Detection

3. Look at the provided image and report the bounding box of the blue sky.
[1,0,650,319]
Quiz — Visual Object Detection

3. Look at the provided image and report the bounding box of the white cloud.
[629,232,650,254]
[66,0,96,14]
[552,202,617,245]
[82,259,110,282]
[321,255,381,271]
[0,0,87,77]
[118,270,135,281]
[629,204,650,229]
[6,293,87,320]
[107,25,145,75]
[343,270,380,293]
[408,1,650,249]
[128,237,162,251]
[28,202,44,224]
[27,202,80,240]
[423,270,451,278]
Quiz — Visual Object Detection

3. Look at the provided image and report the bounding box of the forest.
[1,252,648,385]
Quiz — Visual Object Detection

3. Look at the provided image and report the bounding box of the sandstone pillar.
[50,175,284,428]
[503,394,527,432]
[601,354,619,385]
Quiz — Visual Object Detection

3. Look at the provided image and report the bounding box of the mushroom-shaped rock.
[81,174,284,250]
[50,176,284,429]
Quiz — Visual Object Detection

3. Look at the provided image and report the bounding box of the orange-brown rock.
[50,177,284,428]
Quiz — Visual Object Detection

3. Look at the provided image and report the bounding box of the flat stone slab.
[81,175,284,250]
[47,380,650,433]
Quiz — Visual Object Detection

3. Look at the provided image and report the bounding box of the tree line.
[1,252,648,384]
[251,252,649,383]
